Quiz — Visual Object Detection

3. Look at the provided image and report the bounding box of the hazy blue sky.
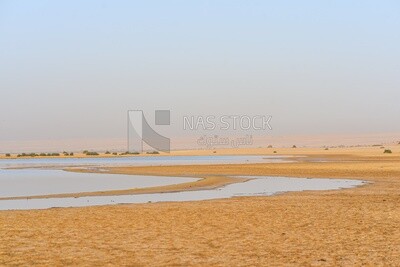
[0,1,399,149]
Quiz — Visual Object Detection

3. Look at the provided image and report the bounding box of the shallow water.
[0,155,288,169]
[0,155,365,210]
[0,176,365,211]
[0,169,198,198]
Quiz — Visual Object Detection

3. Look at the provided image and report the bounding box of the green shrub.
[105,151,110,154]
[273,151,277,153]
[292,145,297,148]
[70,152,74,156]
[5,153,11,157]
[384,149,392,154]
[83,150,89,154]
[112,152,117,155]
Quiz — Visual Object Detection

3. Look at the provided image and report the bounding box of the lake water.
[0,174,365,210]
[0,169,199,198]
[0,155,365,210]
[0,155,288,169]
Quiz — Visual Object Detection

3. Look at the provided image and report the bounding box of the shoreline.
[1,148,398,201]
[0,155,380,202]
[1,145,399,159]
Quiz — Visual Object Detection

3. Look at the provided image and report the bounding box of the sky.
[0,1,399,151]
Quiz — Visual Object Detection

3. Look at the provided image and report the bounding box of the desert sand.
[0,147,399,266]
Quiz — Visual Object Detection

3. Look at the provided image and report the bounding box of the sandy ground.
[0,147,400,266]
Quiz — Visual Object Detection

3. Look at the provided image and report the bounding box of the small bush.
[51,153,60,156]
[384,149,392,154]
[146,151,160,154]
[39,153,47,156]
[85,152,99,156]
[273,151,277,153]
[292,145,297,148]
[112,152,117,155]
[70,152,74,156]
[120,151,140,155]
[267,145,273,148]
[105,151,111,154]
[324,148,329,150]
[83,150,89,154]
[5,153,11,157]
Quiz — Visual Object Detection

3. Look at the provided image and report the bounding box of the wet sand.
[0,147,400,266]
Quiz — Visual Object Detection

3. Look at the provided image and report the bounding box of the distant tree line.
[16,152,61,157]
